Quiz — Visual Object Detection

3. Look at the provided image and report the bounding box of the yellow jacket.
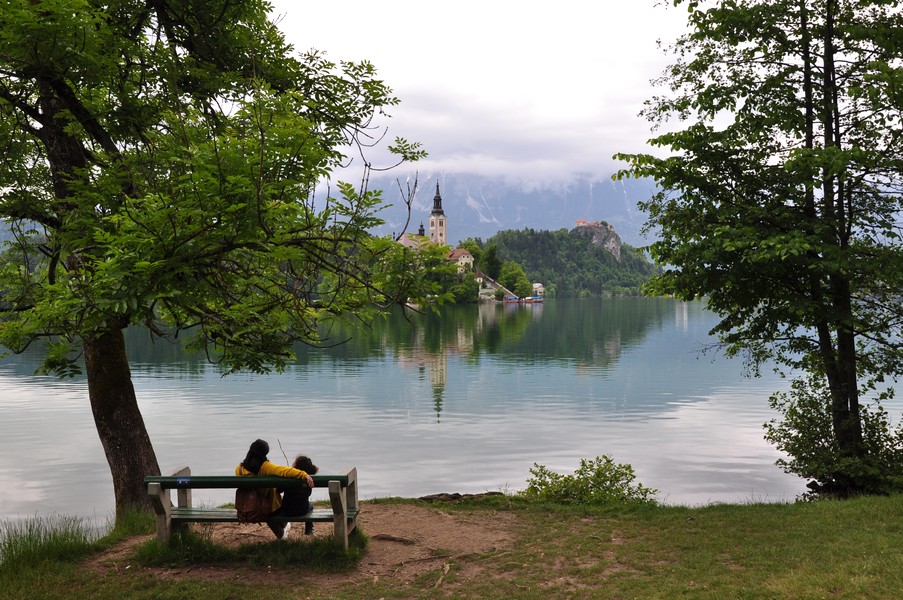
[235,461,309,513]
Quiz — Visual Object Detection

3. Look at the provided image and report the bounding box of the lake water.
[2,297,839,526]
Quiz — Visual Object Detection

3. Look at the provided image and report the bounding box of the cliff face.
[571,221,622,261]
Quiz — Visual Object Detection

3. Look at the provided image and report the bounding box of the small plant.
[520,455,658,505]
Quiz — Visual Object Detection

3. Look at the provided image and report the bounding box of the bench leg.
[345,468,359,535]
[147,466,192,545]
[147,482,172,545]
[328,480,348,550]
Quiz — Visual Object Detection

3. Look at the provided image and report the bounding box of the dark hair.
[241,439,269,474]
[293,455,318,474]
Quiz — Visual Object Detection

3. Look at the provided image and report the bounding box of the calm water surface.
[3,298,868,526]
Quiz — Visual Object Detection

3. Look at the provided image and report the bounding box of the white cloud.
[270,0,689,184]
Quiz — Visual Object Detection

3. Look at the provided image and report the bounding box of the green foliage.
[0,2,432,375]
[617,0,903,492]
[484,228,656,297]
[483,244,502,280]
[765,375,903,496]
[520,456,658,506]
[449,273,480,303]
[498,260,532,298]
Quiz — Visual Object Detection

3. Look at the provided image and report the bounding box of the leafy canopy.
[0,0,434,374]
[616,0,903,493]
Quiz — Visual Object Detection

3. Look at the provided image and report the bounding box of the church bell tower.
[429,182,447,246]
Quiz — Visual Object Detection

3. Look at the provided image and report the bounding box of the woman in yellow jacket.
[236,439,314,539]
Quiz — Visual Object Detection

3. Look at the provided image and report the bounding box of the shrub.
[520,455,658,505]
[764,374,903,497]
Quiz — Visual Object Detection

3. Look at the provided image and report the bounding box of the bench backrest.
[143,474,350,490]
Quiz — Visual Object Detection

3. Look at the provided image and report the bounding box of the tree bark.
[84,328,161,520]
[820,0,863,464]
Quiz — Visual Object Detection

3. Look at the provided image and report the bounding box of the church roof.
[431,182,445,215]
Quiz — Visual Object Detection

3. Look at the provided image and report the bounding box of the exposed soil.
[85,496,521,592]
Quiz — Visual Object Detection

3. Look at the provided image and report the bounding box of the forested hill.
[486,223,658,297]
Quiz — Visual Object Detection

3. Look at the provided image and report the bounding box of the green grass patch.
[444,494,903,600]
[3,495,903,599]
[133,526,366,571]
[0,515,95,573]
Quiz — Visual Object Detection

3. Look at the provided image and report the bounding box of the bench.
[144,466,359,549]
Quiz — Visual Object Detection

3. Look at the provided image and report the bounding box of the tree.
[449,274,480,303]
[483,244,502,280]
[498,260,533,299]
[617,0,903,494]
[0,0,431,520]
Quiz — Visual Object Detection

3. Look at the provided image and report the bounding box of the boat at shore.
[502,295,544,304]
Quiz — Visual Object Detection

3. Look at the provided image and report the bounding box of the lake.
[2,297,827,526]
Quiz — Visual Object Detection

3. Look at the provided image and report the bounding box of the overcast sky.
[268,1,690,187]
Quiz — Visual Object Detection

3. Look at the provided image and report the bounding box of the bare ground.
[85,499,522,592]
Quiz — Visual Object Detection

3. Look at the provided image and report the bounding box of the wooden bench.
[144,466,359,549]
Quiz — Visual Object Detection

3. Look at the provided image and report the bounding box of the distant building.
[399,186,486,294]
[429,182,447,246]
[447,248,474,272]
[399,222,429,250]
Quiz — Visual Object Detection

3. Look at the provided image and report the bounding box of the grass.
[2,494,902,599]
[0,514,95,570]
[132,525,367,570]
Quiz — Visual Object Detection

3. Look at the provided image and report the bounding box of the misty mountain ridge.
[0,174,657,249]
[367,173,656,248]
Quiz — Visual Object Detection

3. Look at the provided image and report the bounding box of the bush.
[520,455,658,505]
[764,375,903,497]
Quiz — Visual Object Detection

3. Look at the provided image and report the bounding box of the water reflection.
[0,298,823,526]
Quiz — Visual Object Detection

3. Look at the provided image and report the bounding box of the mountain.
[365,173,657,248]
[0,173,657,249]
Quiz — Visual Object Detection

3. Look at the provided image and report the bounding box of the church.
[398,182,475,273]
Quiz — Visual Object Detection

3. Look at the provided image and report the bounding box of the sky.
[268,1,691,187]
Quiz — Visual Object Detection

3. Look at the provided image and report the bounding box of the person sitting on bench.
[279,455,319,536]
[235,439,314,539]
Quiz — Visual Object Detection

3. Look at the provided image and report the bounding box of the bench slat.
[144,474,349,489]
[171,507,359,524]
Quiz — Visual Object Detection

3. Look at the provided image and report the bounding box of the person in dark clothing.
[236,439,314,540]
[278,455,319,535]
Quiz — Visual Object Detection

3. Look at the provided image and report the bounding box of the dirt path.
[87,500,521,591]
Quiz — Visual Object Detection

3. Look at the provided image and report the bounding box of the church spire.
[429,181,447,246]
[431,181,445,215]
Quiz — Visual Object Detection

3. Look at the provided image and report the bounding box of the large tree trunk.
[84,328,161,520]
[37,82,162,521]
[820,0,863,469]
